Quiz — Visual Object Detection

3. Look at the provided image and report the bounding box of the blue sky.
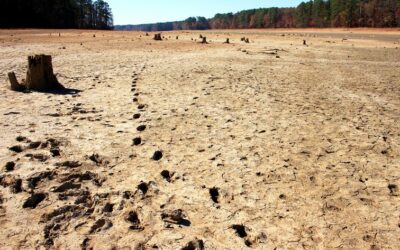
[107,0,304,25]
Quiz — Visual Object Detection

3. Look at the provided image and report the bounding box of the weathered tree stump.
[245,38,250,43]
[8,72,25,92]
[201,37,207,44]
[25,55,64,91]
[199,34,203,39]
[241,37,246,42]
[154,33,162,41]
[224,38,230,44]
[303,40,307,45]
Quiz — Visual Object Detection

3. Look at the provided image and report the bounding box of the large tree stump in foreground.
[25,55,64,91]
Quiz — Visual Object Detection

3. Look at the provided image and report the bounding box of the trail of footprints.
[128,67,267,249]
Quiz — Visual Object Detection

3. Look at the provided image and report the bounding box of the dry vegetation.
[0,28,399,249]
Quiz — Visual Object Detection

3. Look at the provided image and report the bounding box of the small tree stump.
[224,38,230,44]
[25,55,64,91]
[154,33,162,41]
[8,72,25,92]
[201,37,207,44]
[245,38,250,43]
[303,40,307,45]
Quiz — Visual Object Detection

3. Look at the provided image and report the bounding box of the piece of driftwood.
[8,72,25,91]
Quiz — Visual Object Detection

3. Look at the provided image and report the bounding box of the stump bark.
[25,55,63,91]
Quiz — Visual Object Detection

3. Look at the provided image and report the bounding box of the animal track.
[137,125,146,131]
[23,193,46,209]
[209,187,219,203]
[132,137,142,145]
[152,150,163,161]
[161,209,191,226]
[126,211,144,231]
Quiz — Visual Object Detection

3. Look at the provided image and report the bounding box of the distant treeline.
[116,0,400,31]
[0,0,113,29]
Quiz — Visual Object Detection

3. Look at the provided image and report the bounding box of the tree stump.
[201,37,207,44]
[8,72,25,92]
[245,38,250,43]
[154,33,162,41]
[224,38,230,44]
[303,40,307,45]
[25,55,64,91]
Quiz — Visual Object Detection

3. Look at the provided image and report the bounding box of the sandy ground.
[0,28,399,249]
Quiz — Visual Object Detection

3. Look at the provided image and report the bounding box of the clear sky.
[107,0,304,25]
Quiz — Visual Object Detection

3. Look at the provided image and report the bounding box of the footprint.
[126,211,144,231]
[137,125,146,132]
[152,150,163,161]
[209,187,219,203]
[132,137,142,146]
[52,182,81,192]
[231,224,247,238]
[161,170,173,182]
[181,239,205,250]
[89,218,113,234]
[9,145,24,153]
[23,193,46,209]
[161,209,190,226]
[4,161,15,172]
